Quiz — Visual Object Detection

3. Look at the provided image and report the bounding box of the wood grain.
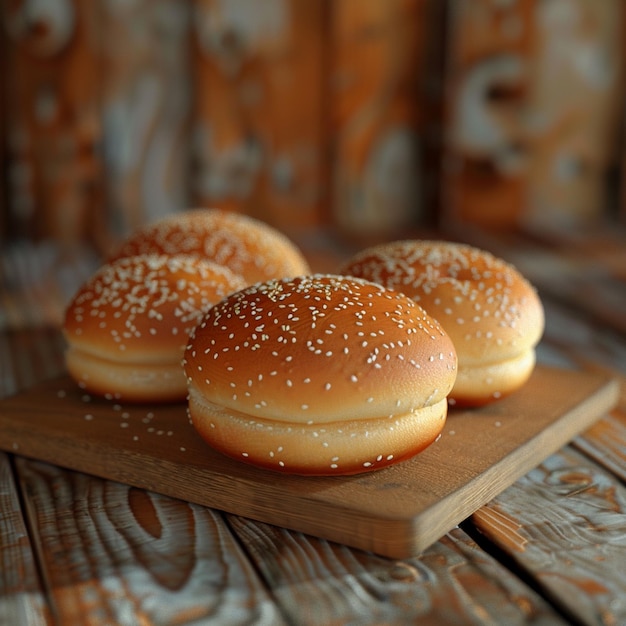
[0,327,66,398]
[471,447,626,626]
[0,453,51,626]
[191,0,326,236]
[2,0,105,248]
[330,0,431,240]
[575,410,626,483]
[441,0,533,229]
[98,0,192,244]
[226,516,569,625]
[0,366,618,559]
[15,457,287,626]
[441,0,625,231]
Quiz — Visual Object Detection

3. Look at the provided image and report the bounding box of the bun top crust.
[183,274,457,424]
[339,240,544,365]
[108,208,311,285]
[64,254,246,364]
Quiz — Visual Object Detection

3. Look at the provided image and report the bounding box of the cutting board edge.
[387,373,621,557]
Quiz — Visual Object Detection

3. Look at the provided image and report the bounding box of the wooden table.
[1,232,625,625]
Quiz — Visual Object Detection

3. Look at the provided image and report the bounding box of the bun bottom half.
[187,386,448,475]
[66,348,187,403]
[449,350,536,407]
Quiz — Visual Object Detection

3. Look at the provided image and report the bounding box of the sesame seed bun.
[339,240,545,406]
[63,254,246,403]
[108,208,311,285]
[183,274,458,475]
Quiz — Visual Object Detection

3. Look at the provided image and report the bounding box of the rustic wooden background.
[1,5,626,621]
[1,0,625,253]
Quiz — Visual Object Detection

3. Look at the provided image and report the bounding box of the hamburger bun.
[183,274,457,475]
[63,254,246,403]
[108,208,311,285]
[339,240,544,406]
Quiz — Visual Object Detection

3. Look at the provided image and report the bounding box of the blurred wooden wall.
[328,0,444,241]
[1,0,625,254]
[1,0,193,253]
[441,0,626,233]
[191,0,327,235]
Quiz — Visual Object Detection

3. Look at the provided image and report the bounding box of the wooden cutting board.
[0,365,618,558]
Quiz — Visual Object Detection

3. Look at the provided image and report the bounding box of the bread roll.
[108,208,311,285]
[339,240,544,406]
[63,254,246,403]
[183,274,457,475]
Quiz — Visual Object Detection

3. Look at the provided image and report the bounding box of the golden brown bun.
[339,241,544,406]
[183,274,458,475]
[108,208,311,285]
[63,254,246,403]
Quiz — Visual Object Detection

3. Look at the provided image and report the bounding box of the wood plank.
[518,252,626,337]
[226,516,570,624]
[0,453,51,626]
[14,457,287,625]
[190,0,326,237]
[0,328,66,398]
[471,447,626,626]
[98,0,192,245]
[0,366,618,559]
[535,303,626,481]
[541,301,626,383]
[0,243,101,332]
[440,0,533,230]
[441,0,625,231]
[329,0,434,240]
[574,409,626,484]
[2,0,105,248]
[522,0,625,230]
